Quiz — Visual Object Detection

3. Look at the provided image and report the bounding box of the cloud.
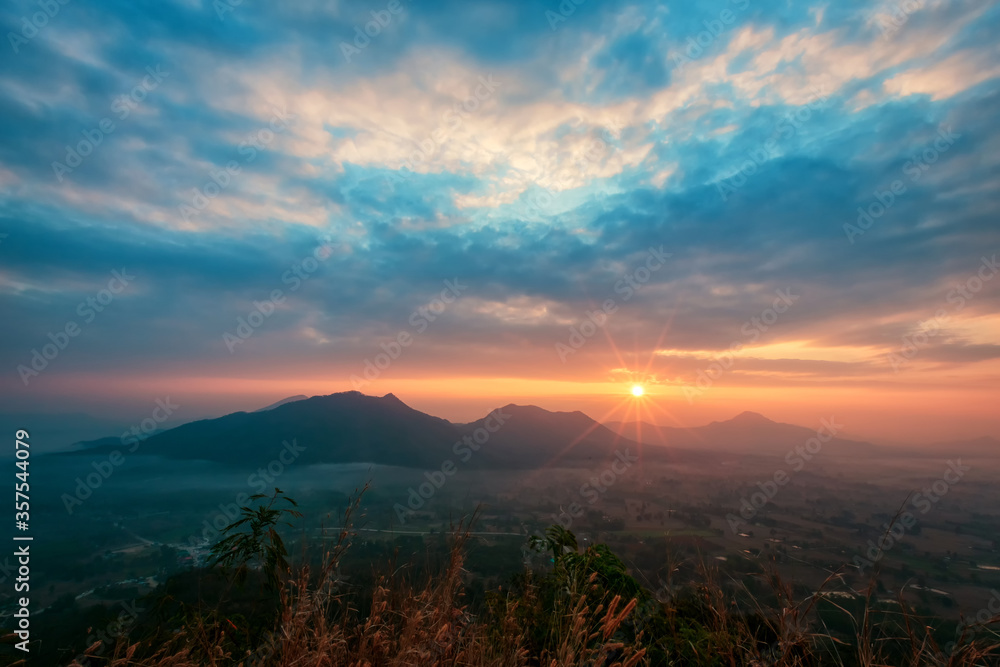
[0,0,997,434]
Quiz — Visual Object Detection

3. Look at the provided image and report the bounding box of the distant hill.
[0,411,125,455]
[605,411,877,457]
[460,404,656,468]
[57,392,652,469]
[56,396,994,468]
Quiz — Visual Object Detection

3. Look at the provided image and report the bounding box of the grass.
[59,489,1000,667]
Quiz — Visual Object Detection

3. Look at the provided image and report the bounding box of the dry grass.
[71,497,1000,667]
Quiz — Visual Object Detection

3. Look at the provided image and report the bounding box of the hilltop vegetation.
[41,490,1000,667]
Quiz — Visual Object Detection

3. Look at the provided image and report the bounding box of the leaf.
[208,488,302,591]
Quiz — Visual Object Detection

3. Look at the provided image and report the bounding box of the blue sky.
[1,0,998,442]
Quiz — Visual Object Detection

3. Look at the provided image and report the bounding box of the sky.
[0,0,998,445]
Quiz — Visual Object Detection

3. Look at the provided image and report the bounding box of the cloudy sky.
[1,0,998,443]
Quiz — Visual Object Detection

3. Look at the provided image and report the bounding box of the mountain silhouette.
[605,412,875,457]
[61,392,649,469]
[65,393,456,468]
[460,404,648,468]
[61,393,989,468]
[253,395,309,412]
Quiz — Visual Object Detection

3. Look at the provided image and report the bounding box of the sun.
[631,384,644,397]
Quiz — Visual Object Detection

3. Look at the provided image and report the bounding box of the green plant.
[209,488,302,590]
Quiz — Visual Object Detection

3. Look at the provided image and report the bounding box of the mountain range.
[57,392,997,467]
[60,392,641,469]
[606,411,874,458]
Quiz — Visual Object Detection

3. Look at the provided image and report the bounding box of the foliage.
[70,507,1000,667]
[208,488,302,590]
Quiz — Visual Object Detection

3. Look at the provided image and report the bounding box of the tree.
[528,525,642,603]
[210,488,302,590]
[529,524,578,562]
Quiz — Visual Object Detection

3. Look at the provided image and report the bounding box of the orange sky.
[30,368,1000,445]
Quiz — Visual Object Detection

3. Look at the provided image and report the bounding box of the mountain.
[460,404,655,468]
[57,392,650,470]
[254,395,309,412]
[68,395,991,468]
[62,393,458,468]
[0,411,126,455]
[605,411,876,457]
[145,392,466,467]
